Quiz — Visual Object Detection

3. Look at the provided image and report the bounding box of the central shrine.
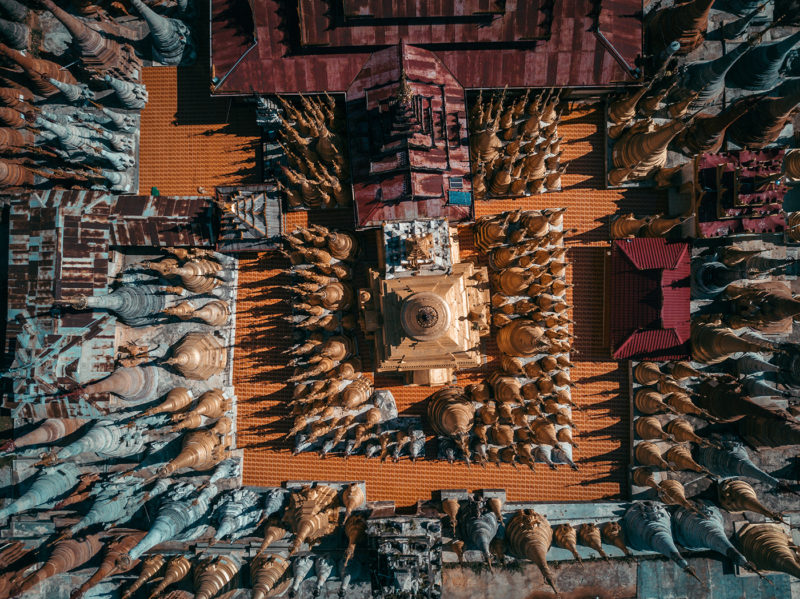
[359,218,490,385]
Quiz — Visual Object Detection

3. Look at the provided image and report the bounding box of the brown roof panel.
[211,0,258,85]
[113,194,147,216]
[211,0,641,94]
[347,44,473,227]
[342,0,504,19]
[298,0,547,49]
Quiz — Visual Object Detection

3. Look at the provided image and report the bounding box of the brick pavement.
[229,104,667,505]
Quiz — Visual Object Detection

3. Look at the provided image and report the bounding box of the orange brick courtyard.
[140,63,667,506]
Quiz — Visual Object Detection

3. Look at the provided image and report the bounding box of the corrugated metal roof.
[210,0,257,86]
[3,191,216,419]
[609,239,690,361]
[5,191,116,419]
[342,0,506,19]
[107,195,215,247]
[348,44,473,227]
[210,0,641,94]
[298,0,549,48]
[638,556,791,599]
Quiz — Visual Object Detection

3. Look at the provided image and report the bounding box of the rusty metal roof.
[6,191,116,419]
[108,194,215,247]
[210,0,642,94]
[348,44,473,227]
[3,191,215,419]
[694,149,787,238]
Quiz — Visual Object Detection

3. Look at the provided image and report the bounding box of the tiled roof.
[615,237,688,271]
[609,238,691,361]
[210,0,642,94]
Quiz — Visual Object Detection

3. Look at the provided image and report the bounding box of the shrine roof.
[347,44,473,227]
[609,238,691,361]
[210,0,642,94]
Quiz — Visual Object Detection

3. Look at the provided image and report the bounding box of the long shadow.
[561,106,603,126]
[561,156,604,190]
[237,274,289,290]
[578,447,626,464]
[576,368,627,385]
[565,220,608,245]
[579,421,628,440]
[613,188,669,215]
[238,386,289,404]
[193,121,260,139]
[174,0,261,133]
[244,437,292,451]
[248,404,289,424]
[581,396,629,413]
[569,246,612,361]
[220,164,261,182]
[566,466,627,491]
[246,367,292,385]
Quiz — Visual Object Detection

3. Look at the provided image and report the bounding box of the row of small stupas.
[624,273,800,591]
[607,0,800,186]
[601,94,800,591]
[0,185,245,598]
[0,186,473,599]
[0,0,195,194]
[6,474,800,598]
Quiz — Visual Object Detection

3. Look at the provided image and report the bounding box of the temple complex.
[360,218,490,385]
[1,1,800,599]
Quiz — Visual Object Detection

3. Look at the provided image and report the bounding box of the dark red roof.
[693,149,787,239]
[609,238,690,361]
[210,0,642,94]
[210,0,258,87]
[347,43,472,227]
[298,0,548,49]
[341,0,506,19]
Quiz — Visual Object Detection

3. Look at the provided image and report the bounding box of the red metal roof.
[298,0,548,48]
[210,0,642,94]
[342,0,506,18]
[609,238,690,361]
[615,235,687,270]
[210,0,257,87]
[348,43,473,227]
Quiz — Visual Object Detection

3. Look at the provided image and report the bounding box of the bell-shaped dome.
[400,292,452,341]
[165,332,227,380]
